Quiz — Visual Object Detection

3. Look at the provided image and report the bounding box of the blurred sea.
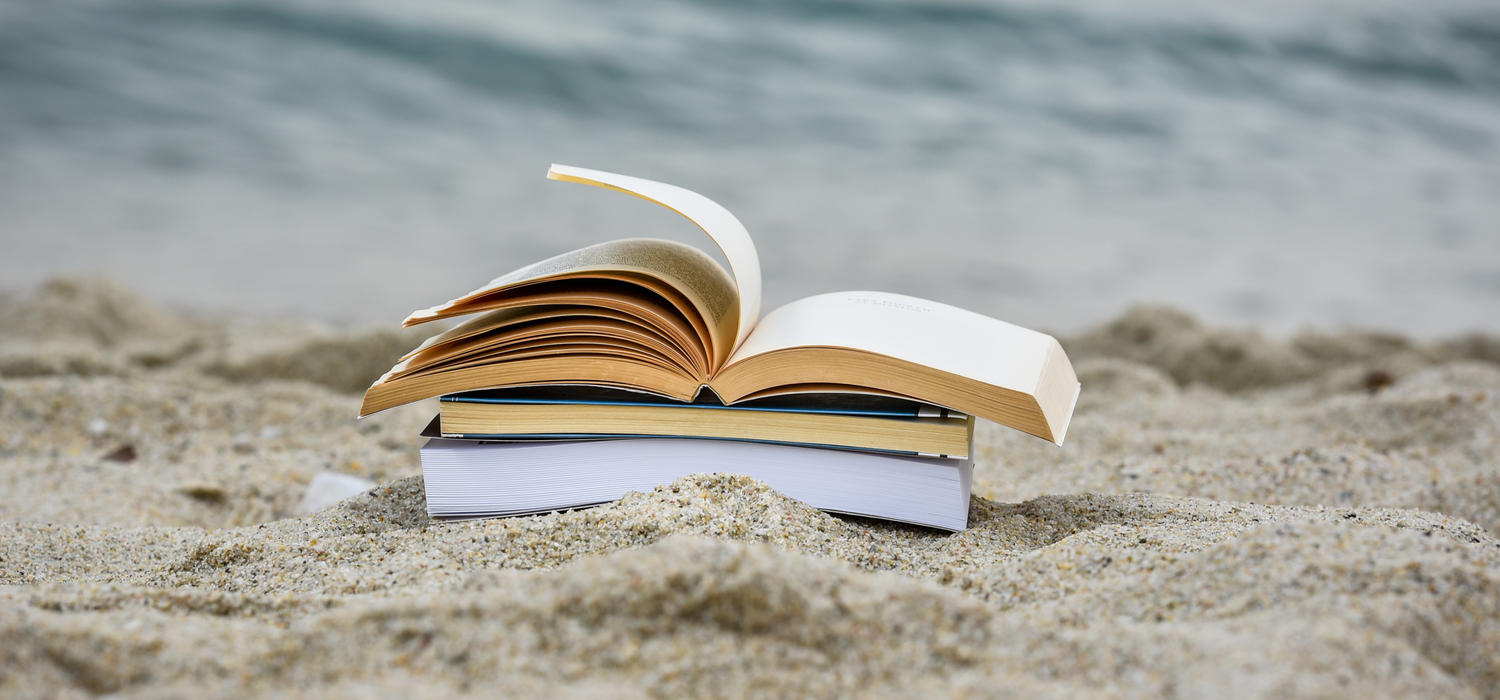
[1,0,1498,334]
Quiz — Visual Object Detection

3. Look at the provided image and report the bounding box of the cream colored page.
[548,164,762,348]
[726,291,1059,396]
[404,239,736,353]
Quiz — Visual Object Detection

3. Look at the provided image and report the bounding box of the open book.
[360,165,1080,444]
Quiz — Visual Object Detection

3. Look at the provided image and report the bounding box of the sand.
[2,277,1497,698]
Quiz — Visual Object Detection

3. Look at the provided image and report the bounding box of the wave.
[3,0,1497,146]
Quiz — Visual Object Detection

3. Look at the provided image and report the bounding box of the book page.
[725,290,1061,404]
[402,238,738,368]
[548,164,763,349]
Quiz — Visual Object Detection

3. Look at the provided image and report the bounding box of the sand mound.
[0,277,201,381]
[3,478,1496,696]
[201,327,429,395]
[1063,305,1321,391]
[0,277,429,395]
[1062,304,1498,393]
[0,277,190,346]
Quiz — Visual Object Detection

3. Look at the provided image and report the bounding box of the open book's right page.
[722,291,1080,443]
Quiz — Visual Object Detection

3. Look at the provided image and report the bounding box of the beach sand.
[2,277,1497,697]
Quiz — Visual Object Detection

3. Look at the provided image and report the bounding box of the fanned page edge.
[547,164,763,350]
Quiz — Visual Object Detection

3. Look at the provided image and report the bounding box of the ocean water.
[2,0,1498,334]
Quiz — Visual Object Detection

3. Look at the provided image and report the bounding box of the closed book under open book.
[420,437,975,531]
[438,387,974,457]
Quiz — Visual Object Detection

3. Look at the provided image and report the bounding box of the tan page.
[403,238,738,368]
[547,164,763,349]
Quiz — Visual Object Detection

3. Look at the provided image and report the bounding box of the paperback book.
[420,437,974,531]
[360,164,1079,445]
[437,387,973,458]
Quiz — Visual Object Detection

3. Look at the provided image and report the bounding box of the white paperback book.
[420,438,975,531]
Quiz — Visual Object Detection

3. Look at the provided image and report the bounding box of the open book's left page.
[358,238,735,417]
[361,165,771,417]
[402,238,739,369]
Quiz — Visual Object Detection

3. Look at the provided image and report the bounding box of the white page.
[726,291,1060,398]
[548,164,763,349]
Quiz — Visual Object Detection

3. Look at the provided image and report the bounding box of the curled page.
[548,164,763,349]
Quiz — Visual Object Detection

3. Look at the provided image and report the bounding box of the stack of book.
[360,165,1080,531]
[419,387,976,530]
